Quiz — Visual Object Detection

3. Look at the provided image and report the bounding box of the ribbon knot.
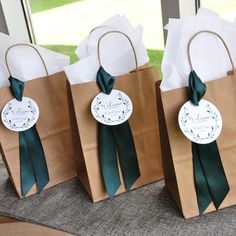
[188,71,206,105]
[96,67,140,199]
[9,76,24,101]
[9,76,49,197]
[97,66,115,95]
[188,71,229,214]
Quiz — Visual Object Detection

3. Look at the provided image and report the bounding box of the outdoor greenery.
[147,49,163,73]
[42,45,163,74]
[29,0,81,13]
[42,45,78,64]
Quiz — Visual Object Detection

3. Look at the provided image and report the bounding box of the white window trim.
[1,0,31,41]
[179,0,196,18]
[161,0,197,43]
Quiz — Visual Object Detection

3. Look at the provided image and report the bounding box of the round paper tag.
[178,99,222,144]
[1,97,39,132]
[91,89,133,126]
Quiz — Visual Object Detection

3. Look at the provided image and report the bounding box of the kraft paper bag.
[157,31,236,219]
[67,31,163,202]
[0,44,76,199]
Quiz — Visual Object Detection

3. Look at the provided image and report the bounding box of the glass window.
[201,0,236,21]
[24,0,164,69]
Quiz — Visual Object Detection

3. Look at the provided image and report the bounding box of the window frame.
[1,0,199,44]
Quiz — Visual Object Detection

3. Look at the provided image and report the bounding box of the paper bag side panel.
[67,81,93,199]
[155,81,182,213]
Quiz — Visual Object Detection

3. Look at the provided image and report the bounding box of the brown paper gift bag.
[157,30,236,219]
[0,43,76,199]
[67,31,163,202]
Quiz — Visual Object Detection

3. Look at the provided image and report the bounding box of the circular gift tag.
[178,99,222,144]
[1,97,39,132]
[91,89,133,126]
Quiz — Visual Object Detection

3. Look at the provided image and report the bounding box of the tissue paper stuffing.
[64,14,149,85]
[161,7,236,91]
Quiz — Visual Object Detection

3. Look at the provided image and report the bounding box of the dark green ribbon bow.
[188,71,229,215]
[96,66,140,199]
[9,76,49,197]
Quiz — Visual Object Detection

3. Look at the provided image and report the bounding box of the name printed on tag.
[91,89,133,126]
[178,99,222,144]
[1,97,39,132]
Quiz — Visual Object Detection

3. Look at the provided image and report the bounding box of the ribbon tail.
[22,125,49,193]
[112,121,140,190]
[9,76,49,196]
[19,132,36,197]
[99,124,120,199]
[197,141,229,209]
[188,71,229,214]
[192,142,212,215]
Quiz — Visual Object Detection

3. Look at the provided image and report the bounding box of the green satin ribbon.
[188,71,229,215]
[9,76,49,197]
[96,66,140,199]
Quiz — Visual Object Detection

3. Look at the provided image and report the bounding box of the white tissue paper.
[76,15,135,59]
[64,15,149,85]
[0,33,70,87]
[160,7,236,91]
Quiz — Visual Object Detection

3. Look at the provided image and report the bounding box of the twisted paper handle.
[187,30,235,73]
[97,30,138,71]
[5,43,49,76]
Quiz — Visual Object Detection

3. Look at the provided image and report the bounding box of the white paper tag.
[178,99,222,144]
[91,89,133,126]
[1,97,39,132]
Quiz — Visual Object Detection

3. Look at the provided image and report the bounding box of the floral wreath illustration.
[180,102,220,142]
[92,91,131,125]
[2,99,38,130]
